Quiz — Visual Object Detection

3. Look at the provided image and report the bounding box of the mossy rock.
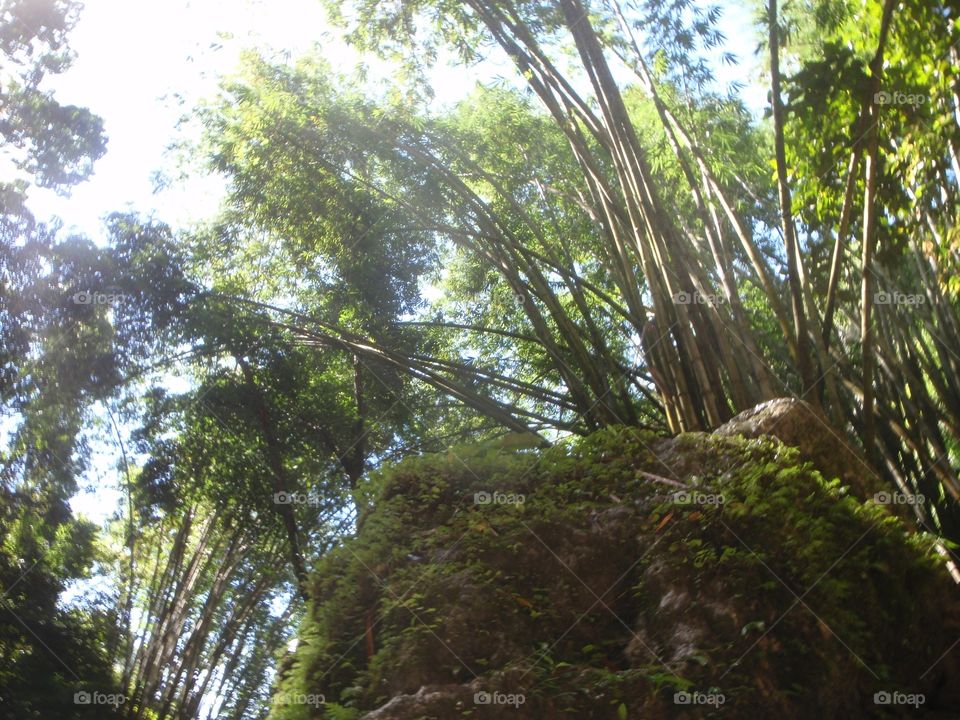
[269,427,960,719]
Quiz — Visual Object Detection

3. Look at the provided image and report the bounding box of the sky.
[20,0,765,524]
[26,0,522,239]
[28,0,765,239]
[29,0,344,236]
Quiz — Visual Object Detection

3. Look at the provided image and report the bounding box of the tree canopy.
[1,0,958,717]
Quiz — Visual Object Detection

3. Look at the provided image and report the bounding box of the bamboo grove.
[2,0,959,717]
[197,0,960,542]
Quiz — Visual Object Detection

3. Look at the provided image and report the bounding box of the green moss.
[269,427,958,719]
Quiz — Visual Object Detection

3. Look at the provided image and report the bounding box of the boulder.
[714,397,881,501]
[269,425,960,720]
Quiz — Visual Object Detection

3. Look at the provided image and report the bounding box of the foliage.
[0,1,120,716]
[3,0,960,716]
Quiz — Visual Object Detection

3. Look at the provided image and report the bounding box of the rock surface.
[714,397,880,501]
